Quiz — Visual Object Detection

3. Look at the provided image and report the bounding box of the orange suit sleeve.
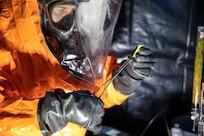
[94,56,130,109]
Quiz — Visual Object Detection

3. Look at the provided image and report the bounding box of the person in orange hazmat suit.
[0,0,155,136]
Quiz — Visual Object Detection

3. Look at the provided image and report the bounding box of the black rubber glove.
[37,89,104,136]
[113,47,155,95]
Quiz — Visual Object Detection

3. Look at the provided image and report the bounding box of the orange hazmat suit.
[0,0,129,135]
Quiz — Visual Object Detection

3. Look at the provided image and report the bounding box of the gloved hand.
[113,46,155,95]
[37,89,104,135]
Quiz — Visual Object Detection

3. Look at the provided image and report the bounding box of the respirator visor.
[41,0,123,86]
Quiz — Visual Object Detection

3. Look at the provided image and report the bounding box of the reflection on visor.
[49,3,76,31]
[61,54,96,80]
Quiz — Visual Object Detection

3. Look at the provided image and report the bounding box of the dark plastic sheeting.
[108,0,203,121]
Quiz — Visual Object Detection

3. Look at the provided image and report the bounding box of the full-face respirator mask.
[38,0,123,85]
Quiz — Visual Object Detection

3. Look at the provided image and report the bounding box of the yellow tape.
[132,44,144,58]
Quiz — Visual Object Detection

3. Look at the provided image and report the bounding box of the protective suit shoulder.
[0,0,79,99]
